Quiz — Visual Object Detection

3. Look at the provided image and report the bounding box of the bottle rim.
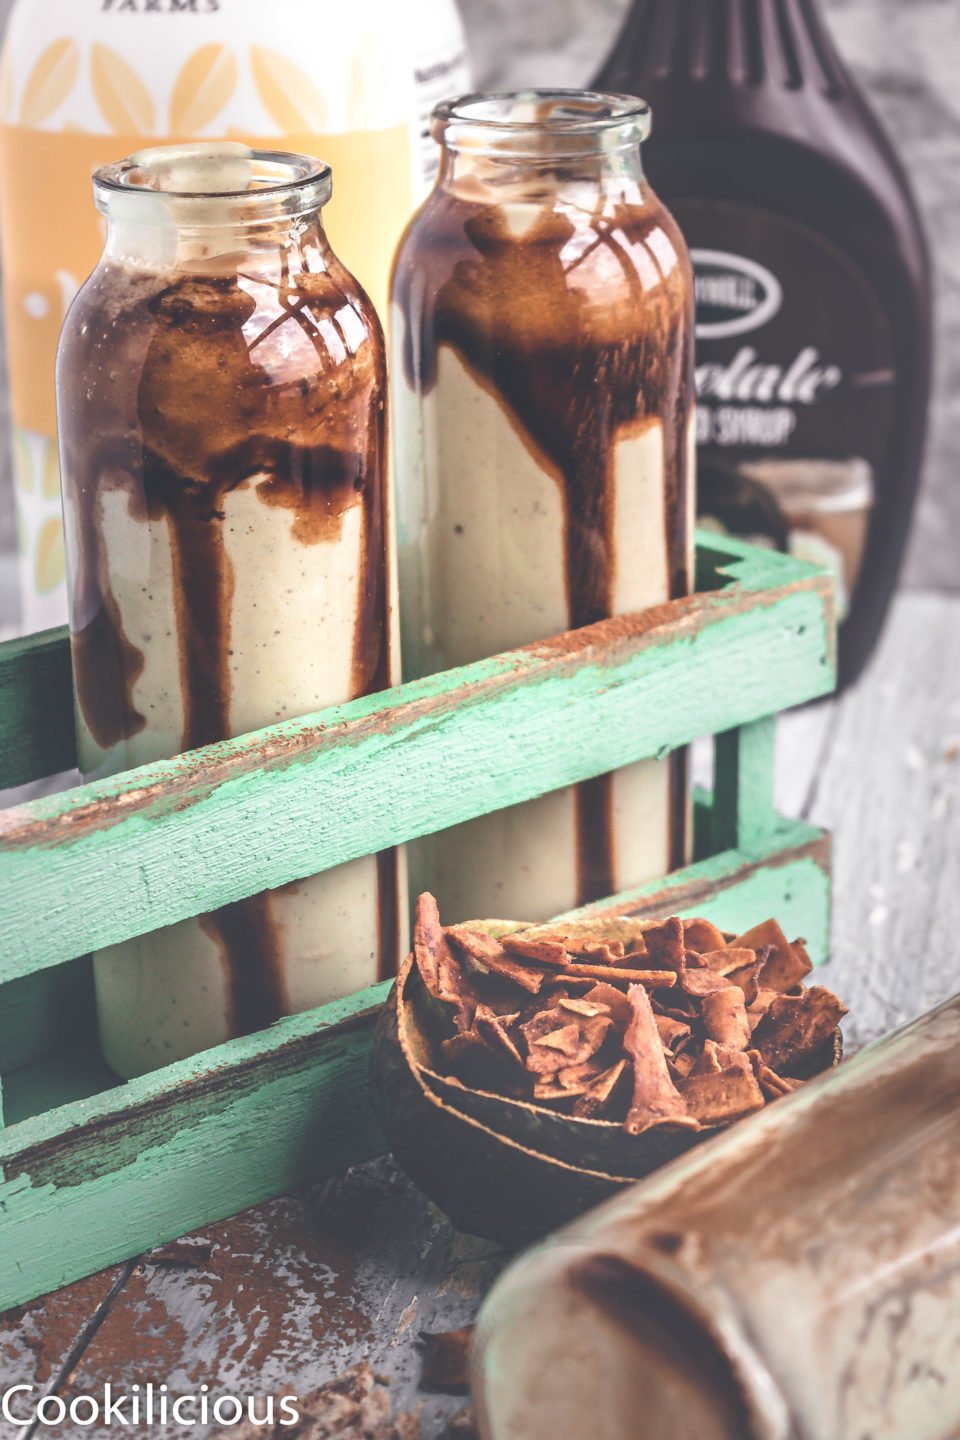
[432,89,652,156]
[93,144,333,222]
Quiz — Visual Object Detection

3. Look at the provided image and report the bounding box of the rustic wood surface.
[0,586,956,1438]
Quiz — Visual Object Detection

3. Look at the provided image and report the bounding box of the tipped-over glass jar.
[57,144,404,1079]
[391,91,696,925]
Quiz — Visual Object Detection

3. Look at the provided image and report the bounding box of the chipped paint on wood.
[0,541,835,984]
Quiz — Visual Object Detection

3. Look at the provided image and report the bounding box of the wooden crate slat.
[0,818,829,1310]
[712,716,780,854]
[0,534,829,792]
[0,626,75,790]
[0,550,834,985]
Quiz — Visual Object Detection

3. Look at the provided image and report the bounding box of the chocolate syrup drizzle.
[59,251,399,1030]
[395,187,694,903]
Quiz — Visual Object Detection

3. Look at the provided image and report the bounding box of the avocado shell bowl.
[370,915,843,1247]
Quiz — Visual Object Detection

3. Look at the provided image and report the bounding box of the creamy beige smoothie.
[391,94,696,924]
[57,147,404,1078]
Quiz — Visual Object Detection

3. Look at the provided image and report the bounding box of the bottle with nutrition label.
[595,0,933,688]
[56,144,405,1078]
[0,0,469,632]
[391,91,696,926]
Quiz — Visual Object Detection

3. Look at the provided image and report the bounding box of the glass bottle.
[594,0,933,689]
[391,91,695,926]
[57,144,404,1078]
[0,0,470,631]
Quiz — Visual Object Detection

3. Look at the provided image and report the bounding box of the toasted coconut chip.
[723,961,762,1007]
[557,997,607,1018]
[573,1059,630,1119]
[756,1062,804,1100]
[752,986,848,1071]
[558,962,678,988]
[701,985,752,1050]
[583,982,634,1031]
[651,991,697,1022]
[557,1059,607,1089]
[736,920,813,994]
[534,1024,587,1056]
[446,925,548,995]
[414,893,461,1004]
[564,939,625,966]
[654,1013,692,1051]
[473,1006,525,1070]
[697,947,758,976]
[677,961,731,998]
[747,987,780,1031]
[623,984,697,1135]
[522,1009,613,1075]
[682,918,728,954]
[691,1041,722,1076]
[640,916,685,971]
[668,1050,697,1082]
[680,1052,766,1126]
[410,897,845,1141]
[502,935,571,967]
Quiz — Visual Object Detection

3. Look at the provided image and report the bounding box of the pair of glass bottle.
[58,94,695,1077]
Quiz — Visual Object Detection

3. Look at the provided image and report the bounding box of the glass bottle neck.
[434,139,648,202]
[430,92,653,206]
[102,204,330,275]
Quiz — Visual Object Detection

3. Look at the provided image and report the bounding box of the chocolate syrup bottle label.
[679,199,896,618]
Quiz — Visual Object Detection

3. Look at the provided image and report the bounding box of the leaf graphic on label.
[91,44,155,135]
[13,431,33,495]
[42,441,61,501]
[250,46,327,133]
[35,516,65,595]
[170,43,237,135]
[19,37,80,127]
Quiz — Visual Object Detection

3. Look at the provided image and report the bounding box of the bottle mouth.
[432,89,652,158]
[93,144,333,222]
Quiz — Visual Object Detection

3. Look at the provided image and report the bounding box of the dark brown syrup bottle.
[595,0,933,687]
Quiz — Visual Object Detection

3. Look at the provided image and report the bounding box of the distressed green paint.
[0,537,833,788]
[712,716,779,854]
[0,554,834,983]
[0,625,74,790]
[0,821,829,1311]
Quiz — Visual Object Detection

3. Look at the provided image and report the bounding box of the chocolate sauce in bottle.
[595,0,933,687]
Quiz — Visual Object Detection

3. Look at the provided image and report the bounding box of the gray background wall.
[0,0,955,598]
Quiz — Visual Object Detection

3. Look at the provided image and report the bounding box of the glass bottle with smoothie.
[56,144,404,1079]
[391,91,696,925]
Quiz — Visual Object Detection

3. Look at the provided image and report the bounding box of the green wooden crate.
[0,532,835,1309]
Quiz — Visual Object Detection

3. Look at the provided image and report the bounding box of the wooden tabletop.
[2,586,958,1437]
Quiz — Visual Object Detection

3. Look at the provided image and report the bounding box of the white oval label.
[691,249,783,341]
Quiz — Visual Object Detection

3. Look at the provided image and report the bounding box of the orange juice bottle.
[0,0,469,631]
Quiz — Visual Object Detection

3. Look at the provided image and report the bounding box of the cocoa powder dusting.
[58,241,396,1027]
[395,187,694,901]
